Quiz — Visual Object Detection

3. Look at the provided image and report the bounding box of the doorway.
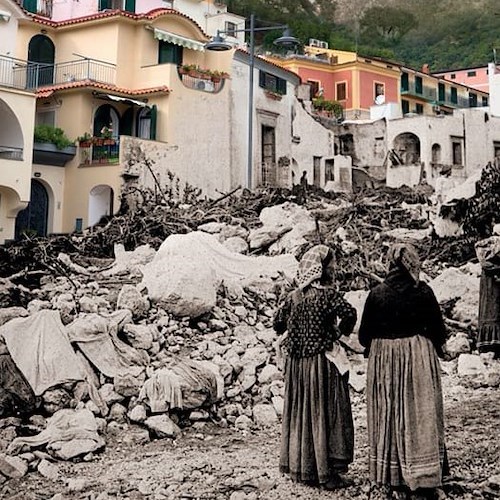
[15,180,49,238]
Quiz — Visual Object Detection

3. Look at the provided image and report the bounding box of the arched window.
[93,104,120,139]
[28,35,55,87]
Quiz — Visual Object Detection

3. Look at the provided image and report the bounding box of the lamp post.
[205,15,299,190]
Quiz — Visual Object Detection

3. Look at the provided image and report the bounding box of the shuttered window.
[259,71,287,95]
[158,41,183,65]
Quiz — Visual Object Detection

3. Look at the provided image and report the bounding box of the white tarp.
[141,231,298,317]
[0,310,86,396]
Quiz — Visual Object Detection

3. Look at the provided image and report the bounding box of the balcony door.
[28,34,54,88]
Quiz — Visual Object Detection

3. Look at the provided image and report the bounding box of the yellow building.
[3,6,233,239]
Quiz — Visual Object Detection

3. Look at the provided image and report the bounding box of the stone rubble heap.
[0,189,499,486]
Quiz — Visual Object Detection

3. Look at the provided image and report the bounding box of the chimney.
[421,63,430,74]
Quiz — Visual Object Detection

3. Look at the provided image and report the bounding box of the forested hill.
[226,0,500,72]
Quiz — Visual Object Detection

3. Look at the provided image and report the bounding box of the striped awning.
[153,28,205,52]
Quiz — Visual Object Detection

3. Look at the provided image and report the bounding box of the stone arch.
[0,98,23,153]
[88,184,114,227]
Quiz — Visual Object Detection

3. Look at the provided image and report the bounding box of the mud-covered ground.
[2,373,499,500]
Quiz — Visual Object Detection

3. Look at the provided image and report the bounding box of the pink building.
[433,66,489,93]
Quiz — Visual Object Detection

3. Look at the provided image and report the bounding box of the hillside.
[228,0,500,72]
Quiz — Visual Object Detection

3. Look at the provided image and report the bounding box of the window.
[336,82,347,101]
[451,138,462,166]
[325,159,335,182]
[469,93,478,107]
[402,99,410,114]
[450,87,458,104]
[415,103,424,114]
[401,72,409,91]
[225,21,237,37]
[158,41,183,65]
[438,83,445,102]
[259,71,287,94]
[35,110,55,127]
[308,80,321,99]
[467,71,477,77]
[99,0,135,11]
[450,74,456,79]
[374,82,385,97]
[415,76,423,94]
[483,96,489,107]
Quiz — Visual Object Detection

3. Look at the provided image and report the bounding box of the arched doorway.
[88,185,114,227]
[93,104,120,139]
[393,133,421,165]
[15,180,49,238]
[28,35,55,87]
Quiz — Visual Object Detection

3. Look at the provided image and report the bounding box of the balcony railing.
[437,94,485,108]
[401,82,437,101]
[0,55,116,91]
[0,145,23,161]
[79,139,120,166]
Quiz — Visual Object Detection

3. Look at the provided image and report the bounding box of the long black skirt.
[280,353,354,485]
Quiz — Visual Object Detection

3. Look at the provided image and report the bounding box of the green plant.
[312,97,343,118]
[34,124,74,150]
[76,132,92,144]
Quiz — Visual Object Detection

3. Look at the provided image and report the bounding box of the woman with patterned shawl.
[359,243,449,500]
[274,244,357,490]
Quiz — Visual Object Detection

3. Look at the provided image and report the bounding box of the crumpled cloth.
[138,368,183,413]
[8,408,105,460]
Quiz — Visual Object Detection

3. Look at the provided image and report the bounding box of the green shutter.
[124,0,135,12]
[99,0,110,10]
[23,0,37,13]
[149,105,157,140]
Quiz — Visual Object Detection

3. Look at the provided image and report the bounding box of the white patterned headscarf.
[388,243,421,284]
[297,244,332,290]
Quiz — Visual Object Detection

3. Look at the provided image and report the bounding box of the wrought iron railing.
[0,145,23,161]
[0,55,116,90]
[401,82,437,101]
[79,139,120,165]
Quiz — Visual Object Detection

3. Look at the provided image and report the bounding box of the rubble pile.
[0,182,498,487]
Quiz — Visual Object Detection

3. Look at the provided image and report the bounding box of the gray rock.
[0,454,28,478]
[445,333,471,359]
[38,459,60,481]
[252,404,278,427]
[234,415,252,430]
[258,364,281,384]
[128,405,147,423]
[122,323,155,350]
[145,415,181,439]
[114,373,143,397]
[457,354,487,376]
[98,383,124,405]
[271,396,284,417]
[116,285,150,318]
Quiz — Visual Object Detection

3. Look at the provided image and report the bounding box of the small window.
[415,76,423,94]
[415,103,424,114]
[469,93,478,107]
[467,71,477,77]
[450,74,456,79]
[402,99,410,114]
[225,21,237,37]
[451,138,462,165]
[259,71,287,94]
[158,41,183,65]
[336,82,347,101]
[374,82,385,99]
[35,110,55,127]
[308,80,320,99]
[450,87,458,104]
[401,72,409,91]
[483,96,489,106]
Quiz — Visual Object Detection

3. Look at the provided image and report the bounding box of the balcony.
[79,138,120,166]
[22,0,52,17]
[177,67,227,93]
[437,94,485,109]
[0,55,116,91]
[401,82,437,101]
[0,145,23,161]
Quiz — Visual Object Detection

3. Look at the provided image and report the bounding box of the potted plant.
[100,125,115,145]
[33,124,77,166]
[76,132,92,148]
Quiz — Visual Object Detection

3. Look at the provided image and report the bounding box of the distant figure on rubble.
[274,244,356,490]
[475,224,500,358]
[434,165,454,206]
[299,170,308,203]
[358,243,449,500]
